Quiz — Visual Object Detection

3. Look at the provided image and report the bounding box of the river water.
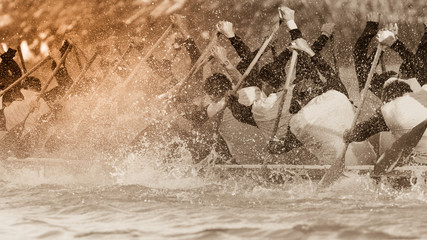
[1,152,427,240]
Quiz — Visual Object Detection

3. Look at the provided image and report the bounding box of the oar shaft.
[233,22,282,92]
[380,54,386,72]
[17,45,27,73]
[159,32,219,100]
[37,44,73,101]
[322,44,383,185]
[73,47,83,71]
[110,24,173,99]
[340,45,382,162]
[330,35,339,77]
[56,50,100,105]
[270,50,297,140]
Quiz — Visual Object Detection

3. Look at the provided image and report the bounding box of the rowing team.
[135,8,426,171]
[0,7,426,171]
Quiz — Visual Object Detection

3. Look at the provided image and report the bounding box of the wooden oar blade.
[373,119,427,175]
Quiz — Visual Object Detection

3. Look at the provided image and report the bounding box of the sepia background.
[1,0,426,65]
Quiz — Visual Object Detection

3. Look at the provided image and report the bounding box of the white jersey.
[381,86,427,163]
[237,86,293,139]
[290,90,357,164]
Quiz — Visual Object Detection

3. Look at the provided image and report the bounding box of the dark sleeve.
[354,21,379,91]
[289,29,303,41]
[268,126,303,154]
[230,35,260,88]
[260,49,292,87]
[289,85,302,114]
[310,54,349,98]
[348,109,389,142]
[390,39,417,78]
[7,59,22,80]
[276,49,293,67]
[229,35,255,61]
[182,38,201,65]
[228,95,257,127]
[415,30,427,85]
[311,34,329,54]
[291,28,321,84]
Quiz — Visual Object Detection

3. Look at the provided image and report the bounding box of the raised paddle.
[73,47,84,71]
[269,49,298,141]
[320,44,384,186]
[17,45,27,73]
[330,34,339,77]
[373,118,427,175]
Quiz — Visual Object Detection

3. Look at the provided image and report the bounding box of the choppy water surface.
[2,154,427,240]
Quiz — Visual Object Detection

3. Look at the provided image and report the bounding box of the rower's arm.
[182,38,201,65]
[229,35,256,63]
[228,94,257,127]
[390,39,418,78]
[354,20,379,91]
[311,23,334,54]
[346,109,390,143]
[414,24,427,85]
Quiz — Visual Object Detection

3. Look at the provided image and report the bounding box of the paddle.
[373,118,427,175]
[320,44,384,186]
[73,47,83,71]
[18,44,73,126]
[269,50,298,141]
[380,54,386,72]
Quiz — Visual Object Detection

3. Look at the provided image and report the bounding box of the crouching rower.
[0,76,50,159]
[179,73,270,164]
[344,79,427,166]
[266,35,379,166]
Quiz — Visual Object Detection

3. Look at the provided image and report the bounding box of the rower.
[1,76,50,159]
